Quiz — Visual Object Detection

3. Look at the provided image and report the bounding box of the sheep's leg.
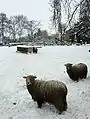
[63,96,67,111]
[37,100,43,108]
[84,72,87,79]
[57,104,64,114]
[73,75,79,82]
[58,99,67,114]
[84,75,87,79]
[54,99,65,114]
[83,68,87,79]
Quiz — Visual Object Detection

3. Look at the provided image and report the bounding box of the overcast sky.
[0,0,80,34]
[0,0,53,33]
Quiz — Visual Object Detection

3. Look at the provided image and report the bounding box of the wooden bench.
[16,45,41,54]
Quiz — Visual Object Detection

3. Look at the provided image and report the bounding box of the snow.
[17,45,42,48]
[0,45,90,119]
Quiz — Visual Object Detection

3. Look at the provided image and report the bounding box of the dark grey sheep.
[23,75,68,114]
[64,63,88,81]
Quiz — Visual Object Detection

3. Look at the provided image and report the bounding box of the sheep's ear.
[64,64,67,66]
[33,76,37,79]
[23,76,27,79]
[64,63,73,66]
[64,64,66,66]
[69,63,73,66]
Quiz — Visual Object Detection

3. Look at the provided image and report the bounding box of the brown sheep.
[23,75,68,114]
[64,63,88,81]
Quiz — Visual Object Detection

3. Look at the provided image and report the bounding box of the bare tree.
[8,15,28,42]
[9,16,19,42]
[49,0,82,41]
[25,20,41,41]
[16,15,28,39]
[50,0,62,41]
[0,13,9,44]
[77,0,90,43]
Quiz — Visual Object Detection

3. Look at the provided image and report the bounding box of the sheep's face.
[64,63,73,71]
[23,75,37,86]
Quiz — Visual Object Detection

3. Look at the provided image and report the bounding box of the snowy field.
[0,45,90,119]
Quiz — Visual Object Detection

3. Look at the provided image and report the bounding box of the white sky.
[0,0,54,33]
[0,0,80,34]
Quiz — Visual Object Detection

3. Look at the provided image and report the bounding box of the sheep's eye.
[27,82,31,85]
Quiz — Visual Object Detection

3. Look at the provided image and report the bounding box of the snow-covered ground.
[0,45,90,119]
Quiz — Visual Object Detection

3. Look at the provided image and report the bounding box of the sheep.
[23,75,68,114]
[64,63,88,81]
